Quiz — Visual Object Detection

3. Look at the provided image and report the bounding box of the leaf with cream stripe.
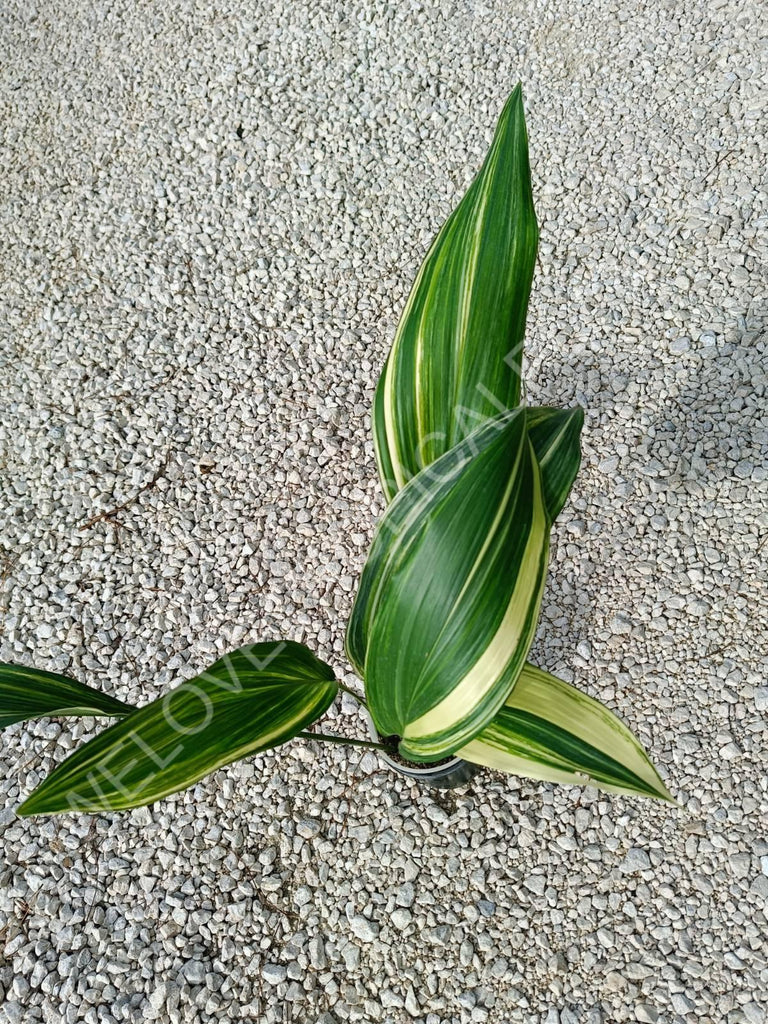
[347,408,560,762]
[458,663,674,801]
[525,406,585,522]
[355,403,584,759]
[17,642,337,816]
[373,84,538,501]
[0,663,134,729]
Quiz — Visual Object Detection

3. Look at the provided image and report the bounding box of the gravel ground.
[1,1,767,1022]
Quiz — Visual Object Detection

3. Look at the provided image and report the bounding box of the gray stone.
[671,994,695,1014]
[182,961,206,986]
[297,819,321,839]
[149,984,167,1011]
[3,1001,24,1024]
[743,1003,764,1024]
[620,848,652,873]
[391,908,412,929]
[349,915,379,942]
[262,964,287,985]
[395,883,416,908]
[524,875,546,896]
[308,936,327,970]
[404,986,421,1016]
[636,1006,659,1023]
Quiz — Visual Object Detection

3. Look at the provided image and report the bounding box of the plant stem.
[297,731,386,751]
[337,682,368,708]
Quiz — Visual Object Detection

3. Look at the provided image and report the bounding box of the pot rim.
[360,708,466,777]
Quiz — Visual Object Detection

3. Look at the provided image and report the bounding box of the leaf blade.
[458,663,674,802]
[526,406,584,522]
[348,409,552,761]
[17,641,337,816]
[0,664,134,729]
[374,83,539,499]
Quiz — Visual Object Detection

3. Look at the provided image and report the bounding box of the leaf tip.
[17,783,80,818]
[569,404,585,429]
[16,797,41,818]
[498,82,526,124]
[655,782,680,807]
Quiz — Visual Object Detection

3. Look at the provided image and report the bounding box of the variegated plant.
[1,85,673,815]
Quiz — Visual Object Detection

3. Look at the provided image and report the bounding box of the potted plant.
[0,85,673,815]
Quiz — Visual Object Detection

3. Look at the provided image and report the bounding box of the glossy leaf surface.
[18,642,337,815]
[348,409,562,762]
[459,663,674,801]
[373,84,539,499]
[0,664,133,729]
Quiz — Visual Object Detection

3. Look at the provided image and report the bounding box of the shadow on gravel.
[531,309,766,692]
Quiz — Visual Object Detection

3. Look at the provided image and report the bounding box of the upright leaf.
[348,409,555,762]
[0,664,134,728]
[377,403,584,524]
[374,84,539,500]
[526,406,584,522]
[459,663,675,801]
[17,641,337,816]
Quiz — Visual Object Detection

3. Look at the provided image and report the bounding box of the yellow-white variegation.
[356,83,671,800]
[0,663,134,729]
[349,84,586,765]
[459,664,675,802]
[373,83,538,500]
[14,643,337,815]
[348,408,578,762]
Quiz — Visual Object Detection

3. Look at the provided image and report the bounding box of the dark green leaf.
[348,409,551,762]
[373,83,539,500]
[526,406,584,521]
[0,663,134,729]
[17,642,337,816]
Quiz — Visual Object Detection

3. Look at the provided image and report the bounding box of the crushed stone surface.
[1,1,767,1022]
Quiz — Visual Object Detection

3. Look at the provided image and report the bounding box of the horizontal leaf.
[348,408,551,763]
[373,83,539,500]
[17,642,337,816]
[458,663,674,802]
[0,663,134,729]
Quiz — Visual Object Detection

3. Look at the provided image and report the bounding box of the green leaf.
[17,642,337,816]
[458,663,675,802]
[359,84,668,799]
[348,408,555,763]
[526,406,584,522]
[0,663,134,729]
[373,83,539,501]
